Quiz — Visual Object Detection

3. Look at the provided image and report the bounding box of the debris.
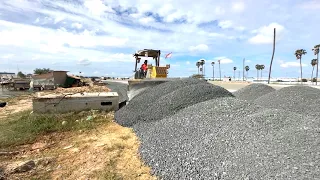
[31,142,47,150]
[61,121,67,125]
[86,116,93,121]
[9,160,36,173]
[0,151,19,156]
[34,157,55,166]
[54,85,110,94]
[63,145,73,150]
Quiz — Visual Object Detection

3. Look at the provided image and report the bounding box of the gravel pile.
[254,85,320,116]
[114,78,208,127]
[233,83,275,101]
[137,83,234,123]
[134,98,320,179]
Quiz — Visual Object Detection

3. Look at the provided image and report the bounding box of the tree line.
[17,68,52,78]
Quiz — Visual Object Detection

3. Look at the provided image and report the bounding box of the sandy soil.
[0,99,32,119]
[0,96,155,180]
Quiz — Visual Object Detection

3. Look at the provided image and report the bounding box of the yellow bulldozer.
[128,49,172,91]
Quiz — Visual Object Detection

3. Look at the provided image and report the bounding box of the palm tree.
[233,67,237,80]
[312,45,320,85]
[196,61,200,74]
[295,49,307,83]
[255,64,260,81]
[218,60,221,81]
[260,64,265,80]
[211,61,215,80]
[200,59,206,77]
[311,59,317,83]
[245,65,250,79]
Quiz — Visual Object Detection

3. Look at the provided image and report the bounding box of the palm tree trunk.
[234,70,235,80]
[300,57,303,84]
[268,28,276,84]
[311,66,315,84]
[316,53,319,85]
[246,71,248,80]
[257,69,258,81]
[219,63,221,81]
[260,70,262,80]
[197,67,199,74]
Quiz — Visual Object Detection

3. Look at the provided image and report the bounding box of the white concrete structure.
[33,92,119,113]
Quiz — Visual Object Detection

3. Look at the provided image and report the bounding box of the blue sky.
[0,0,320,78]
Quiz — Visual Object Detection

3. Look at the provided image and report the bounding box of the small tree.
[311,59,317,83]
[245,66,250,79]
[295,49,307,84]
[255,64,260,81]
[17,71,26,78]
[260,64,265,79]
[233,67,237,80]
[34,68,52,75]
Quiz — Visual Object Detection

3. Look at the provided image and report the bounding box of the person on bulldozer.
[141,60,148,78]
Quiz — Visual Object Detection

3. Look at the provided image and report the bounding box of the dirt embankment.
[0,90,155,180]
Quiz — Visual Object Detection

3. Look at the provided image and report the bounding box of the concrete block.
[33,92,119,113]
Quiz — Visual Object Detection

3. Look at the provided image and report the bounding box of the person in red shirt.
[141,60,148,77]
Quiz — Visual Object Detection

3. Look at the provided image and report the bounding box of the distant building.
[0,72,16,79]
[32,71,81,88]
[32,71,68,87]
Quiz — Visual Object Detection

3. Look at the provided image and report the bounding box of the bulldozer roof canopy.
[134,49,160,58]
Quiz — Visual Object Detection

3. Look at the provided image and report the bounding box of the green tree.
[196,62,200,75]
[233,67,237,80]
[255,64,260,81]
[311,59,317,82]
[34,68,52,75]
[295,49,307,83]
[312,45,320,85]
[245,65,250,79]
[260,64,265,79]
[17,71,26,78]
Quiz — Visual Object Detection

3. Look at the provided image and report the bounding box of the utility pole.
[219,60,221,81]
[268,28,276,84]
[243,58,245,81]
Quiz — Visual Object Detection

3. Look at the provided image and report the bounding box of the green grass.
[0,110,113,149]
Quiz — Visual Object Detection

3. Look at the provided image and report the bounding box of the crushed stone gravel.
[137,83,234,124]
[114,78,209,127]
[134,98,320,179]
[254,85,320,116]
[233,83,275,101]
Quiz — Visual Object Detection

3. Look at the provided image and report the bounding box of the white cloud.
[186,61,190,65]
[280,61,307,68]
[189,44,209,52]
[77,59,91,66]
[138,17,155,24]
[218,20,233,29]
[245,60,251,63]
[2,54,14,59]
[71,22,82,29]
[213,56,233,64]
[231,2,245,13]
[248,23,285,44]
[0,20,128,52]
[83,0,114,16]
